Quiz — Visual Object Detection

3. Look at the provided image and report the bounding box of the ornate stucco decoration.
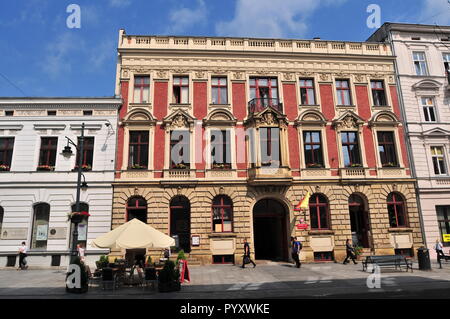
[354,74,366,83]
[232,71,244,80]
[121,68,130,79]
[318,73,331,82]
[245,108,288,129]
[411,79,442,96]
[194,70,207,80]
[282,72,294,81]
[155,70,169,79]
[162,109,196,132]
[332,111,365,130]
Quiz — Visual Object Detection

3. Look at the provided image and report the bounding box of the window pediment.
[163,109,196,131]
[245,108,288,128]
[412,79,442,92]
[203,109,237,127]
[122,108,156,126]
[368,111,400,127]
[332,111,364,130]
[295,110,326,127]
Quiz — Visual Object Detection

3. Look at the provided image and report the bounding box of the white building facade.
[0,98,121,267]
[369,23,450,258]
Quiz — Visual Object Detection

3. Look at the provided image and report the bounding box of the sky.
[0,0,449,97]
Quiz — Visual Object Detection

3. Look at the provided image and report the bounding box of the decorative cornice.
[34,124,66,130]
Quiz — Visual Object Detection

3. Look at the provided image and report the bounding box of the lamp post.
[62,122,87,264]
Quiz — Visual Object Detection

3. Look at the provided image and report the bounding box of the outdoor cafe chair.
[101,267,116,291]
[143,267,158,291]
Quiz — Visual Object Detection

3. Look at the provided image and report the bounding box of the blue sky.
[0,0,449,97]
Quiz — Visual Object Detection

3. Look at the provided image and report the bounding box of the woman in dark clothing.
[242,239,256,268]
[343,239,358,265]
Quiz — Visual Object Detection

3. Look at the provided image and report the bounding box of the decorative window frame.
[169,73,193,111]
[208,73,232,108]
[295,110,330,171]
[121,108,156,171]
[367,76,393,109]
[297,75,322,109]
[331,75,357,110]
[129,74,153,107]
[428,144,449,176]
[332,110,367,168]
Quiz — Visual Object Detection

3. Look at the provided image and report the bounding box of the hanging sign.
[443,234,450,242]
[296,223,308,230]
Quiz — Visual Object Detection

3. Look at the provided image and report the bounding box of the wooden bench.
[362,255,413,273]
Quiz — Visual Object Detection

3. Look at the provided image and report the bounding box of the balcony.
[247,165,292,185]
[248,98,283,114]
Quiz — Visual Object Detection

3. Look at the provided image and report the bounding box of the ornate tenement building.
[0,98,121,267]
[369,23,450,258]
[113,29,423,264]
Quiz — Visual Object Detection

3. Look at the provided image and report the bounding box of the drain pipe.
[387,30,428,250]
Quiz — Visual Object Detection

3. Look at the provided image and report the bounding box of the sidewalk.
[1,261,449,299]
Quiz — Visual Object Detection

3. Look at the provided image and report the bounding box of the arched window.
[309,194,329,230]
[70,203,89,248]
[387,192,408,228]
[212,196,233,232]
[127,196,147,223]
[31,203,50,249]
[0,206,3,234]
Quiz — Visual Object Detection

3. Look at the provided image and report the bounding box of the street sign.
[296,223,308,230]
[443,234,450,242]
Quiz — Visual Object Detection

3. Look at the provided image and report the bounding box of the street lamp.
[62,122,87,264]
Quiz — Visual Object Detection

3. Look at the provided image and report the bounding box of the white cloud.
[109,0,132,8]
[418,0,450,25]
[215,0,347,38]
[165,0,207,34]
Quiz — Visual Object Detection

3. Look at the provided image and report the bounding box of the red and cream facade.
[112,30,423,264]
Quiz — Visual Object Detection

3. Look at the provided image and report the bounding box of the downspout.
[387,31,428,250]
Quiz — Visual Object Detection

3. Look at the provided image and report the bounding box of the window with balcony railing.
[249,78,281,113]
[170,130,190,169]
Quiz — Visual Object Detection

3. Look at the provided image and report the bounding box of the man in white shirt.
[18,242,28,270]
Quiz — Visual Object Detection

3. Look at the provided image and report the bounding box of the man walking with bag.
[17,242,28,270]
[241,239,256,268]
[291,237,302,268]
[343,239,358,265]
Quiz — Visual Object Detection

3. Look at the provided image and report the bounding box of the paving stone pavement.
[0,261,450,298]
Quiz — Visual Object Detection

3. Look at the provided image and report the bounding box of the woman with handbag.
[241,239,256,268]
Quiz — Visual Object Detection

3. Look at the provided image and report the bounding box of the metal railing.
[248,98,283,114]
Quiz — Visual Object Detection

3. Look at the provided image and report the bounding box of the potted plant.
[173,163,187,169]
[158,260,181,293]
[0,164,10,171]
[95,255,109,270]
[130,164,145,169]
[383,162,398,168]
[66,256,89,293]
[354,246,364,260]
[176,250,186,265]
[74,164,92,171]
[306,163,323,169]
[349,163,363,168]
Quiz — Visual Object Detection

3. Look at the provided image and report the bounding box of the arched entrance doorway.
[252,198,288,261]
[348,194,370,248]
[170,196,191,253]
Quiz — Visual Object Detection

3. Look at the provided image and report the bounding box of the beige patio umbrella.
[91,218,175,249]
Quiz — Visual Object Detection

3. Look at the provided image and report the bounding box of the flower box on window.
[172,163,189,169]
[73,164,92,172]
[0,165,10,171]
[348,163,363,168]
[306,163,323,169]
[37,165,55,171]
[382,162,399,168]
[130,164,146,170]
[212,163,231,170]
[67,211,90,223]
[261,160,280,167]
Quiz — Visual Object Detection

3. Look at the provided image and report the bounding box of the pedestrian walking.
[241,239,256,268]
[291,237,302,268]
[435,239,446,266]
[18,242,28,270]
[343,239,358,265]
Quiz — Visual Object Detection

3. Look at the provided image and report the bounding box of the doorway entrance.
[252,198,288,261]
[348,194,370,248]
[170,196,191,253]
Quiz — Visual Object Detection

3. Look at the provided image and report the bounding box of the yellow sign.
[443,234,450,242]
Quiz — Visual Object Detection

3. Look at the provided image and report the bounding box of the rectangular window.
[437,206,450,247]
[38,137,57,170]
[421,97,437,122]
[303,131,324,168]
[377,131,398,167]
[413,52,428,76]
[75,137,94,171]
[249,78,280,112]
[371,80,387,106]
[299,78,316,105]
[431,146,447,175]
[260,127,281,167]
[336,80,352,106]
[341,131,361,167]
[211,77,227,104]
[173,76,189,104]
[133,76,150,103]
[314,252,333,262]
[0,137,14,171]
[443,53,450,84]
[170,130,190,169]
[212,255,234,264]
[211,130,231,169]
[128,131,149,169]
